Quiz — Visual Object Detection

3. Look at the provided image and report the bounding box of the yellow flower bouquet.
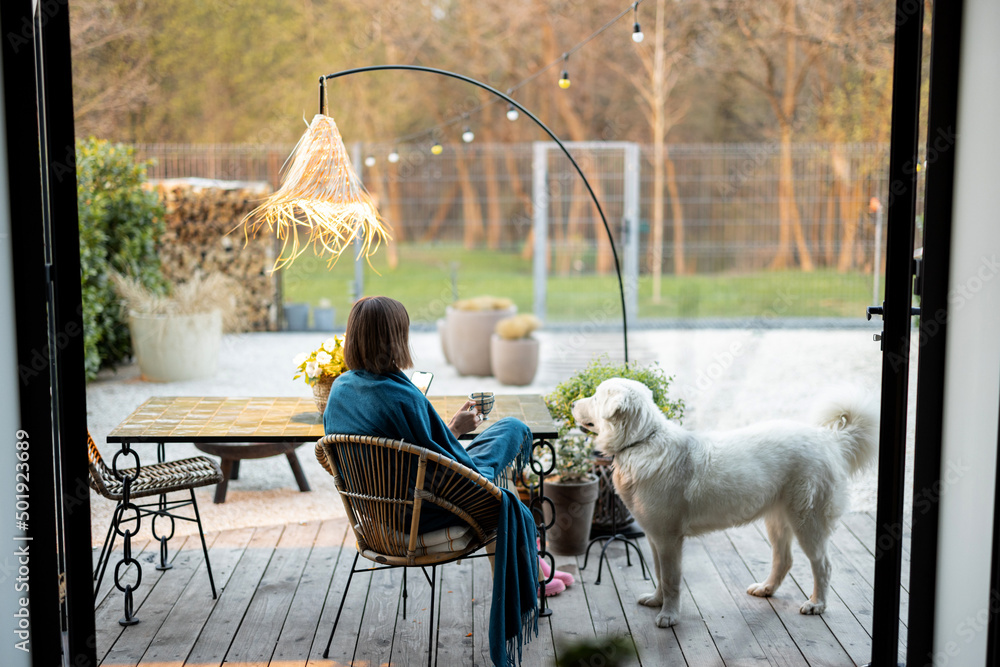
[293,336,348,387]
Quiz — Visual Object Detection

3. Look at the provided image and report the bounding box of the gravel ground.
[87,325,914,547]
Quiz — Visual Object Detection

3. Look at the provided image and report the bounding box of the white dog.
[571,378,877,628]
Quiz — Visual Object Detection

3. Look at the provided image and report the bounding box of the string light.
[461,127,475,143]
[387,148,400,163]
[364,155,376,167]
[431,141,443,155]
[631,2,644,42]
[506,104,519,121]
[558,55,571,89]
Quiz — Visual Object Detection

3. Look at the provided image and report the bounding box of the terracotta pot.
[542,475,600,556]
[128,310,222,382]
[444,304,516,376]
[490,335,539,386]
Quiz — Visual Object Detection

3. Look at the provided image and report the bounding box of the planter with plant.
[443,295,517,376]
[113,272,241,382]
[292,335,349,412]
[545,356,685,536]
[534,433,600,555]
[490,313,542,386]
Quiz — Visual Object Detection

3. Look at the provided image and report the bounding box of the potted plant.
[443,295,517,376]
[293,335,348,412]
[536,433,600,556]
[545,356,685,537]
[113,272,241,382]
[490,313,542,386]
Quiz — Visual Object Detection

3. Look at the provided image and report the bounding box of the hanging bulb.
[632,22,644,43]
[364,155,376,167]
[462,127,475,143]
[558,70,571,89]
[506,104,519,121]
[431,142,443,155]
[387,149,400,163]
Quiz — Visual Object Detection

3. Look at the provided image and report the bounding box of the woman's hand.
[448,399,481,438]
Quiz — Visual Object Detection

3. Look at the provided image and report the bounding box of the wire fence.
[134,141,895,323]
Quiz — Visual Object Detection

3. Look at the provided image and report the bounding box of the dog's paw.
[746,582,774,597]
[638,592,663,607]
[799,600,826,615]
[655,611,679,628]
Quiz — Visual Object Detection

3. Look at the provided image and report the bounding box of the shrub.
[545,355,686,438]
[77,138,166,379]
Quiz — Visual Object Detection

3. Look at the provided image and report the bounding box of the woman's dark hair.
[344,296,413,373]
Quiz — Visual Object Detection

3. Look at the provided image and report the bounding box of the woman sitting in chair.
[324,295,538,667]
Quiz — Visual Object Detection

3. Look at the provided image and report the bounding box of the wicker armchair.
[315,433,504,665]
[88,432,222,598]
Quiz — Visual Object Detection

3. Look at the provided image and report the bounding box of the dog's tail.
[814,391,879,475]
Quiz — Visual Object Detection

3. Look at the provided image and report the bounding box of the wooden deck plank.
[389,561,434,666]
[546,555,597,664]
[433,557,475,666]
[184,524,285,665]
[728,524,871,665]
[316,551,371,666]
[305,540,364,667]
[471,551,493,665]
[353,563,402,666]
[137,527,255,667]
[101,534,216,666]
[608,540,688,667]
[225,521,321,665]
[577,543,633,641]
[95,535,191,662]
[698,531,809,667]
[681,538,771,665]
[271,519,350,665]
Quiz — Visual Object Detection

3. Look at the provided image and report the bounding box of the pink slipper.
[538,555,575,587]
[540,577,566,597]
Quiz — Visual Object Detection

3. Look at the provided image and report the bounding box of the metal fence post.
[532,142,548,321]
[624,143,640,326]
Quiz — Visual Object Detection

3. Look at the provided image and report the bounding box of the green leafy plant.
[77,138,166,379]
[543,356,685,481]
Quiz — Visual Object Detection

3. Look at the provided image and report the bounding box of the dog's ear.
[601,385,634,424]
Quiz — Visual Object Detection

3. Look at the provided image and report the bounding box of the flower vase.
[313,375,336,413]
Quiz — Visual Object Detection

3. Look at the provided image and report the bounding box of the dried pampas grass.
[112,272,246,333]
[495,314,542,340]
[452,295,515,311]
[239,114,391,271]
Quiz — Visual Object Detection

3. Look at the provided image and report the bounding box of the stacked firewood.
[152,179,277,331]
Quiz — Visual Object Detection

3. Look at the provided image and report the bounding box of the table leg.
[214,459,234,504]
[154,442,173,570]
[230,459,240,480]
[110,442,142,626]
[286,451,311,492]
[528,438,556,618]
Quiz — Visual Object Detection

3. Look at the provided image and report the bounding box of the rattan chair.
[88,432,222,598]
[315,433,504,666]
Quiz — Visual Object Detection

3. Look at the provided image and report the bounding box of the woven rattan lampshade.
[241,114,390,270]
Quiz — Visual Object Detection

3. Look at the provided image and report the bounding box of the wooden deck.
[94,512,908,666]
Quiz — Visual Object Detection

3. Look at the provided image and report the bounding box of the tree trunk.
[453,146,485,250]
[420,180,459,243]
[666,153,685,276]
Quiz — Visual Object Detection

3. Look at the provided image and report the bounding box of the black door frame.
[1,1,97,665]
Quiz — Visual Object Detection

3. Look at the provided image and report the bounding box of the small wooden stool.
[193,441,311,503]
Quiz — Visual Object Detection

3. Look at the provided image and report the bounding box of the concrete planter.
[490,335,539,386]
[129,310,223,382]
[444,304,516,376]
[542,475,600,556]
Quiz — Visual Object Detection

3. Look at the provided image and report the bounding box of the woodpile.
[151,179,277,331]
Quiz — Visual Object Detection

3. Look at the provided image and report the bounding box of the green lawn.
[281,244,878,327]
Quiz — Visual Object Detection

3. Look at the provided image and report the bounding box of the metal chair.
[315,433,504,667]
[88,432,222,600]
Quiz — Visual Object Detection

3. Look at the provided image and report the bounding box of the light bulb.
[387,150,400,163]
[364,155,376,167]
[506,105,519,121]
[462,127,474,143]
[558,70,571,89]
[632,22,644,43]
[431,142,443,155]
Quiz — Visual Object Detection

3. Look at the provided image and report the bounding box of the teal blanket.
[324,370,538,666]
